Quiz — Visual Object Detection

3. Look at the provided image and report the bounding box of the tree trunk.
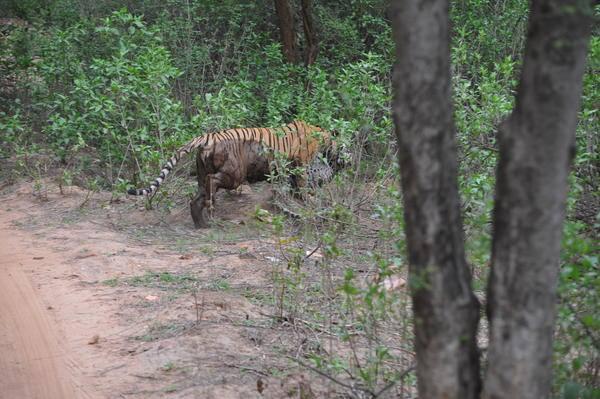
[484,1,594,398]
[274,0,297,63]
[389,1,481,398]
[300,0,318,66]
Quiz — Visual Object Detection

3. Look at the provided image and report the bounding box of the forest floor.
[0,178,334,398]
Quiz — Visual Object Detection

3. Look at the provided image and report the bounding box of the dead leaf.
[381,276,406,291]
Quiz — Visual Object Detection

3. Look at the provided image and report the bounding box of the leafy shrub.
[36,10,187,186]
[0,110,28,157]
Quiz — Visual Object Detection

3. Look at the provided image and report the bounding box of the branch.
[287,356,366,397]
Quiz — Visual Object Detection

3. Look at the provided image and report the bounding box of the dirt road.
[0,208,92,398]
[0,180,363,398]
[0,182,284,398]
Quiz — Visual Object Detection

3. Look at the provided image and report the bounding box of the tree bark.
[300,0,318,66]
[389,1,481,398]
[274,0,297,63]
[484,1,594,398]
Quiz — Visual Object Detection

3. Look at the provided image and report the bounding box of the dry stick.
[372,363,415,398]
[192,290,200,326]
[345,301,366,384]
[79,187,95,209]
[223,362,269,377]
[113,141,131,194]
[302,241,322,261]
[258,311,339,337]
[119,103,143,178]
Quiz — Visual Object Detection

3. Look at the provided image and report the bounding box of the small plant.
[102,277,119,287]
[58,168,74,195]
[161,361,176,372]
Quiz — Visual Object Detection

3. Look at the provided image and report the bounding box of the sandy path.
[0,209,91,399]
[0,182,336,398]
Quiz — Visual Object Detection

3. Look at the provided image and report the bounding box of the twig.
[258,311,339,336]
[96,363,126,377]
[372,363,415,398]
[193,290,205,326]
[223,362,269,377]
[303,241,322,261]
[287,355,366,397]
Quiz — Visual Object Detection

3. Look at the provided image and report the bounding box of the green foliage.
[552,24,599,396]
[454,56,517,269]
[576,35,600,189]
[451,0,529,80]
[554,217,599,395]
[190,42,392,150]
[0,110,28,157]
[35,10,188,185]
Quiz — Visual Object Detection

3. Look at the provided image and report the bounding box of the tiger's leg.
[204,172,228,221]
[190,175,224,228]
[205,174,216,219]
[190,190,209,228]
[190,151,209,228]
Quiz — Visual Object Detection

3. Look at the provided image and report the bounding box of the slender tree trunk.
[484,1,594,398]
[390,1,481,398]
[274,0,297,63]
[300,0,318,66]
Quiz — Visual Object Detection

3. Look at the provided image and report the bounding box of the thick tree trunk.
[274,0,297,63]
[484,1,593,398]
[390,1,481,398]
[300,0,318,66]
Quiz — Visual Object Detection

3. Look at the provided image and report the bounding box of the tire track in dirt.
[0,209,93,399]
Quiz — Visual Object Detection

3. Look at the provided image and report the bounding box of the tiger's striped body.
[128,120,333,228]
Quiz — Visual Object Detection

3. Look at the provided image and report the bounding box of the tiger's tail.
[127,140,201,196]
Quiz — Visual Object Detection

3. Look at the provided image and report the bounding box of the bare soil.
[0,180,329,398]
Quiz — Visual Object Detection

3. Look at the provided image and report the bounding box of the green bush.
[37,10,187,186]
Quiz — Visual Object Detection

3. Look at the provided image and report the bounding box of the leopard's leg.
[291,169,309,199]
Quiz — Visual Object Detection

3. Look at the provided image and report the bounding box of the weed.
[102,277,119,287]
[125,271,198,294]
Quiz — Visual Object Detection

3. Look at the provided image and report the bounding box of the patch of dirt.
[0,180,330,398]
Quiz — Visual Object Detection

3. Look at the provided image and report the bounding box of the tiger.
[128,120,338,228]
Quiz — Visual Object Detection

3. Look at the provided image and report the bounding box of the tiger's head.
[290,120,350,171]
